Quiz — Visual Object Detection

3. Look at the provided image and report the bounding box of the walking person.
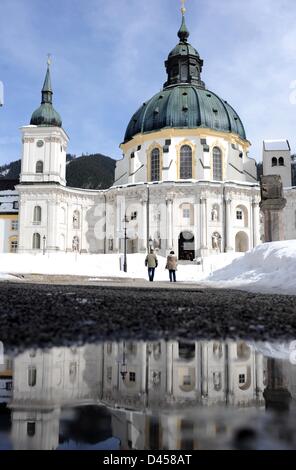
[166,250,178,282]
[145,249,158,282]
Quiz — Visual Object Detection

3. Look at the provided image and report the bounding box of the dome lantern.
[164,5,205,89]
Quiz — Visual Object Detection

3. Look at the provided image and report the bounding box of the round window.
[37,140,44,148]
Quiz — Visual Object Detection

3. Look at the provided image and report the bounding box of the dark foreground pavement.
[0,281,296,351]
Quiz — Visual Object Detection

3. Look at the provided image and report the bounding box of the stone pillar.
[166,197,173,251]
[194,196,200,255]
[252,199,260,248]
[201,342,208,399]
[140,197,147,252]
[260,175,287,242]
[200,197,208,255]
[225,198,233,252]
[47,200,58,251]
[166,342,173,399]
[255,352,264,399]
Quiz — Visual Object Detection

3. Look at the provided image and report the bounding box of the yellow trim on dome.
[120,128,251,155]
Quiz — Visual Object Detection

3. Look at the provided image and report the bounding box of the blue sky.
[1,0,296,165]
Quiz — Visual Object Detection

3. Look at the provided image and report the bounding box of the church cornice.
[120,127,251,155]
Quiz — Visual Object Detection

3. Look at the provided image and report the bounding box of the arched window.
[73,210,80,229]
[150,148,160,181]
[272,157,278,167]
[32,233,41,249]
[180,145,192,179]
[33,206,41,224]
[213,147,222,181]
[279,157,284,166]
[36,161,43,174]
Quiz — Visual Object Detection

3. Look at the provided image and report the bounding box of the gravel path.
[0,281,296,351]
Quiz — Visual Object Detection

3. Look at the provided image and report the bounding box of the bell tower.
[20,57,68,186]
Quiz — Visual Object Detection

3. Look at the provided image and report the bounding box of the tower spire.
[30,55,62,127]
[41,54,53,104]
[178,0,190,43]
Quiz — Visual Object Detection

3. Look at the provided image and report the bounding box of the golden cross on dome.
[181,0,187,15]
[47,53,52,67]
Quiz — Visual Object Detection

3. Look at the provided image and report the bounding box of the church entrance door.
[178,231,195,261]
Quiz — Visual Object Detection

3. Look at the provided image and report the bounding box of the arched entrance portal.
[235,231,249,252]
[178,231,195,261]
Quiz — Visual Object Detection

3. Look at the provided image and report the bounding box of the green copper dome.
[124,86,246,142]
[30,64,62,127]
[124,12,246,143]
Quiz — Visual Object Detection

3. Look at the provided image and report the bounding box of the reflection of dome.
[30,65,62,128]
[124,11,246,143]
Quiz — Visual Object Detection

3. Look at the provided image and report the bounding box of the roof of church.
[30,60,62,128]
[124,9,246,143]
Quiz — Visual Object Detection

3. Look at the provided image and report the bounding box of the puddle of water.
[1,339,296,450]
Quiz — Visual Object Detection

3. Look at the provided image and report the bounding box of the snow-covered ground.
[0,241,295,295]
[205,240,296,295]
[0,251,241,282]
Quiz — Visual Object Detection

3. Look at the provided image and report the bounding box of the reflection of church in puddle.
[3,339,293,450]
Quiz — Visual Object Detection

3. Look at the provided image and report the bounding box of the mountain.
[0,153,116,189]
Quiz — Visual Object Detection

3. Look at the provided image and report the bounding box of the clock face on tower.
[37,140,44,148]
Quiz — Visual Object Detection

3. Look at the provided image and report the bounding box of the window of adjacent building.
[272,157,278,167]
[36,161,44,174]
[180,145,193,179]
[13,201,19,210]
[33,206,41,224]
[106,343,112,355]
[10,239,18,253]
[239,374,246,384]
[28,366,37,387]
[27,422,36,437]
[107,367,112,382]
[213,147,222,181]
[151,148,160,181]
[73,210,80,229]
[32,233,41,250]
[129,372,136,382]
[236,210,243,220]
[108,239,113,251]
[279,157,284,166]
[11,220,18,231]
[183,208,190,219]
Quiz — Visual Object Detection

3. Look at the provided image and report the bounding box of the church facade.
[15,9,295,259]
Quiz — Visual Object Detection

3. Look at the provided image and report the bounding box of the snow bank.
[205,240,296,295]
[0,251,241,282]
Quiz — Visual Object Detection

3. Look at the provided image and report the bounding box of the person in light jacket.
[145,249,158,282]
[166,251,178,282]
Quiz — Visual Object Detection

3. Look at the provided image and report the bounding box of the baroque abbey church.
[15,7,296,259]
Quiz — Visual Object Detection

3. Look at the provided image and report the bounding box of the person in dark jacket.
[165,251,178,282]
[145,249,158,282]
